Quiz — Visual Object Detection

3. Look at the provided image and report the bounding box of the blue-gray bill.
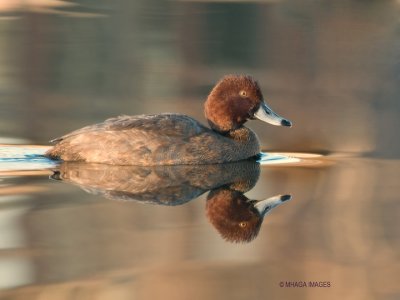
[253,194,292,216]
[254,102,292,127]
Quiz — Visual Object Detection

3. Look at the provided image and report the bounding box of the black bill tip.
[281,119,292,127]
[281,194,292,202]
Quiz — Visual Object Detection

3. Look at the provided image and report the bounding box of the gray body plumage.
[45,114,260,165]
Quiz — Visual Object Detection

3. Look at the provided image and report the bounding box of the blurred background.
[0,0,399,157]
[0,0,399,299]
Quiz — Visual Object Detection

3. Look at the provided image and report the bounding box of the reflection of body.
[46,75,291,165]
[53,160,261,205]
[53,160,291,243]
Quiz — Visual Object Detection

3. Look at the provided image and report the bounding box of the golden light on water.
[0,0,399,298]
[260,152,335,168]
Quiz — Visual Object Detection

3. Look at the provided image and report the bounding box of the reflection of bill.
[51,159,292,243]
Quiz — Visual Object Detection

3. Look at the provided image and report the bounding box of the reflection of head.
[206,189,263,243]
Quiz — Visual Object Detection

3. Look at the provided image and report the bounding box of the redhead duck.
[45,75,292,165]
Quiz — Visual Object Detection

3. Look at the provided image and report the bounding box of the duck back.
[45,114,260,165]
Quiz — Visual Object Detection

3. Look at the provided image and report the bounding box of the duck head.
[206,188,292,243]
[204,75,292,133]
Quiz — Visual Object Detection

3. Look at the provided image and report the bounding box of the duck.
[45,75,292,165]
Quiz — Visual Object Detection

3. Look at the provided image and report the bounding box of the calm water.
[0,1,399,299]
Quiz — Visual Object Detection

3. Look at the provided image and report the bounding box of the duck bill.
[254,194,292,216]
[254,102,292,127]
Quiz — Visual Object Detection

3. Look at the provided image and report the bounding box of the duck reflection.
[206,189,290,243]
[51,160,291,243]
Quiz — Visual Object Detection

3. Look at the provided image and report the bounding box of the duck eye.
[239,222,247,228]
[239,90,247,97]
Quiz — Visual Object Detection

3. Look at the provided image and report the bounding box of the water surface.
[0,1,399,299]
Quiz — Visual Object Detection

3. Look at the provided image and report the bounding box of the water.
[0,1,399,299]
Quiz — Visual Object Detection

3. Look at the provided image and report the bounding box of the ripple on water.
[259,152,331,167]
[0,144,329,175]
[0,145,57,173]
